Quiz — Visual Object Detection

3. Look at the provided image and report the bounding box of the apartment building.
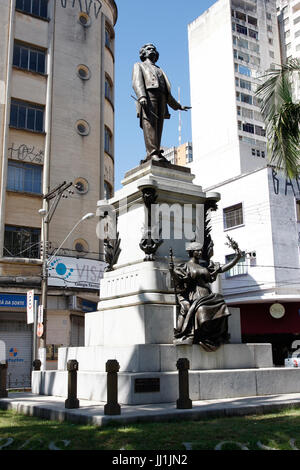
[163,142,193,166]
[188,0,300,364]
[0,0,117,386]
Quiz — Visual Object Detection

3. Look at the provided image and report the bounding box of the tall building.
[277,0,300,99]
[189,0,281,188]
[277,0,300,63]
[188,0,300,365]
[0,0,117,386]
[163,142,193,166]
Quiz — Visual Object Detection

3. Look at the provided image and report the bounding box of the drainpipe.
[0,0,16,257]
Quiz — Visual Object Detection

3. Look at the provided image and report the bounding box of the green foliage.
[256,58,300,178]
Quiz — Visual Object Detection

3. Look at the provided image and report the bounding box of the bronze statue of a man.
[132,44,190,163]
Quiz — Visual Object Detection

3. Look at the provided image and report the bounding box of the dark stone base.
[104,403,121,415]
[65,398,80,409]
[176,398,192,409]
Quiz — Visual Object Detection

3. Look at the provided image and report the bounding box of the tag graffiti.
[60,0,102,19]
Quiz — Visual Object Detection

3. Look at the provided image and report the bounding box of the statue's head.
[185,241,203,260]
[139,43,159,62]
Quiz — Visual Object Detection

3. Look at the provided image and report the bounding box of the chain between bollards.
[104,359,121,415]
[0,361,8,398]
[176,358,192,409]
[65,360,79,409]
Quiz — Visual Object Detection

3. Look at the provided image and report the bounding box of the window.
[247,16,257,27]
[225,253,247,278]
[269,50,274,58]
[242,107,253,119]
[261,151,265,158]
[223,203,243,230]
[238,51,250,62]
[13,42,46,74]
[236,11,246,21]
[267,25,273,33]
[105,24,114,52]
[251,148,256,156]
[10,99,44,132]
[238,64,251,77]
[236,24,247,35]
[7,161,42,194]
[240,78,251,91]
[249,42,259,53]
[16,0,48,19]
[104,181,112,200]
[243,122,254,133]
[296,200,300,222]
[295,30,300,38]
[268,38,273,45]
[104,126,112,154]
[4,225,40,258]
[186,144,193,163]
[294,16,300,26]
[266,12,272,21]
[105,75,113,102]
[241,93,252,104]
[249,29,258,39]
[255,125,265,136]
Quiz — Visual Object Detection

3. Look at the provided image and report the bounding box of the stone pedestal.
[32,161,294,405]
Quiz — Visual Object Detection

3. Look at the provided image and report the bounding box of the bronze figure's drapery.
[169,237,243,352]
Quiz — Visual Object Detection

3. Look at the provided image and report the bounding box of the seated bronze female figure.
[169,237,243,352]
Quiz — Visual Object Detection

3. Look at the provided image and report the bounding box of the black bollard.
[65,360,79,409]
[176,358,192,409]
[0,361,8,398]
[104,359,121,415]
[32,359,41,371]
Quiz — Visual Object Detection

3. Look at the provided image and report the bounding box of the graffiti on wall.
[60,0,102,19]
[8,143,44,164]
[272,168,300,197]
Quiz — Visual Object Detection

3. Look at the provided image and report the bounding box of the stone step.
[32,367,300,405]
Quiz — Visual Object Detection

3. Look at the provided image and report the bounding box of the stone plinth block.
[57,343,273,373]
[32,367,300,405]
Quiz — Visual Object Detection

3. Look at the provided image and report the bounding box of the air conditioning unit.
[68,296,83,312]
[247,251,256,259]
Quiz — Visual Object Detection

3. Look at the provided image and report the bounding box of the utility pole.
[39,181,74,365]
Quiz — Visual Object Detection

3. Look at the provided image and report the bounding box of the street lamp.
[38,211,95,368]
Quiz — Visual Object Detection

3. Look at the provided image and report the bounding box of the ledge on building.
[0,257,42,266]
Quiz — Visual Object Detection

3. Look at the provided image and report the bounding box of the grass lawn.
[1,407,300,451]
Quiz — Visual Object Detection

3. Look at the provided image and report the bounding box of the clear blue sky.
[114,0,216,189]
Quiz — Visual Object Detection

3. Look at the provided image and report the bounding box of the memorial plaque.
[134,378,160,393]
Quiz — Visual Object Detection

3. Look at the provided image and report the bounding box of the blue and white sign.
[0,294,39,309]
[48,257,106,289]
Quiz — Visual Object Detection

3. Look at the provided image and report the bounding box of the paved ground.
[1,392,300,426]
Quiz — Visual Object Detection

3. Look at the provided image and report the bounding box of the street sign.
[37,323,44,338]
[38,305,43,323]
[27,290,34,324]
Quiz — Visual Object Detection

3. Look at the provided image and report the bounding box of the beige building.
[163,142,193,166]
[0,0,117,385]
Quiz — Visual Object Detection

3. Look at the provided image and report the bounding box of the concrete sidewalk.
[1,392,300,426]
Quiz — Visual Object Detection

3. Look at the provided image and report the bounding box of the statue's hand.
[139,97,147,108]
[181,105,191,111]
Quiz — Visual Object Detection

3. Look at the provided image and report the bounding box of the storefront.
[237,302,300,365]
[0,293,39,388]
